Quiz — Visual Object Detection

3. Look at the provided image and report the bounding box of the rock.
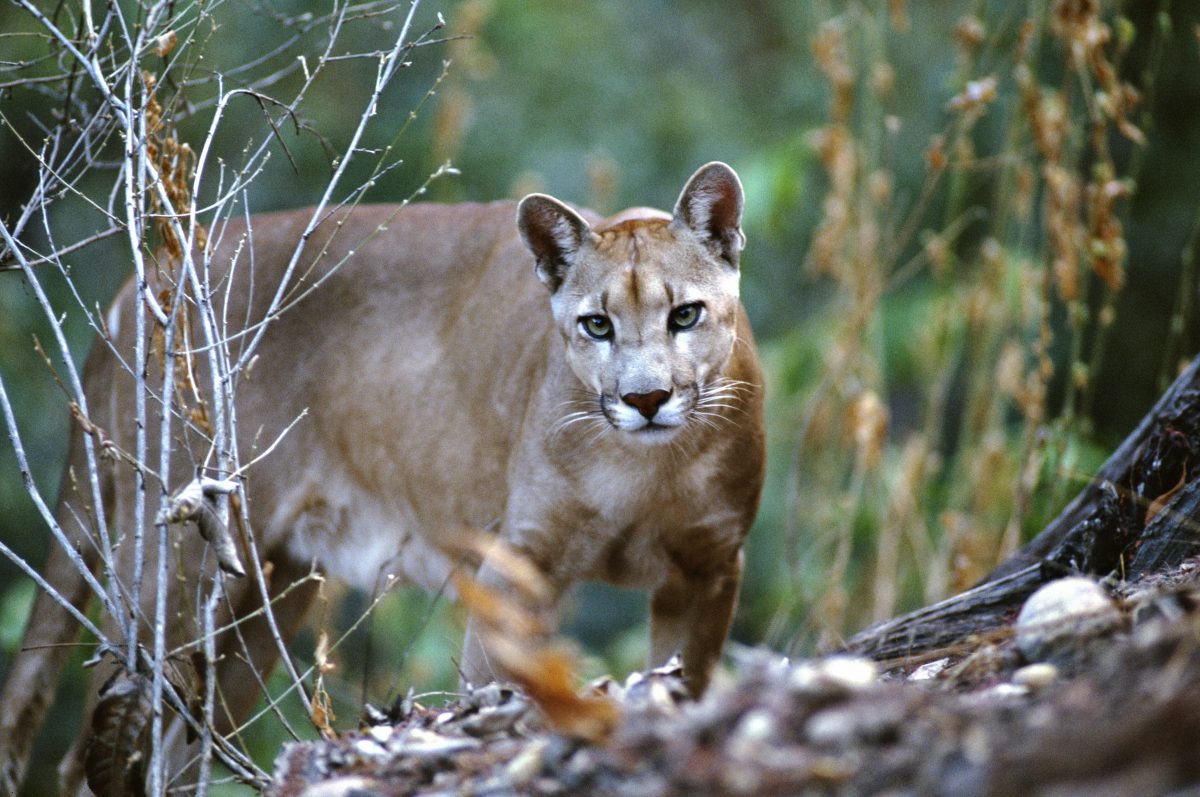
[1015,576,1123,662]
[461,697,529,737]
[787,656,879,697]
[1012,662,1059,690]
[505,738,548,786]
[728,708,777,755]
[908,657,951,681]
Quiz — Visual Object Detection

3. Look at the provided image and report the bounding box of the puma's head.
[517,162,746,441]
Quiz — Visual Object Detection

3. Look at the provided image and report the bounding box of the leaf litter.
[269,559,1200,796]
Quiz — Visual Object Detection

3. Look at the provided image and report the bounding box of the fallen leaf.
[85,669,152,797]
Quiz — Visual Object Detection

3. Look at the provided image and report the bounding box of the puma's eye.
[668,303,703,332]
[579,314,613,340]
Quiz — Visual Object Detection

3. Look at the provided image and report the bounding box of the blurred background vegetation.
[3,0,1200,792]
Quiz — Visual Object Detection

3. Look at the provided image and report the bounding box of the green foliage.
[0,581,33,653]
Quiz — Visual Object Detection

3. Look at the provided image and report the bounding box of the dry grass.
[766,0,1157,653]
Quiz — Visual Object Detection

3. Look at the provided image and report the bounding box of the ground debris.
[269,564,1200,796]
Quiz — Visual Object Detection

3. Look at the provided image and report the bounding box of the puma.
[0,162,765,791]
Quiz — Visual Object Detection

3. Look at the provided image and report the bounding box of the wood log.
[991,355,1200,580]
[841,563,1046,662]
[845,354,1200,661]
[1130,477,1200,576]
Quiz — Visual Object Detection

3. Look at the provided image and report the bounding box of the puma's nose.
[622,389,671,419]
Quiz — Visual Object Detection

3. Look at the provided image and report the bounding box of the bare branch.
[1,0,446,790]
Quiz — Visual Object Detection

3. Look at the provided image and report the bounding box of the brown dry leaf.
[954,15,985,53]
[189,403,211,432]
[489,637,619,742]
[150,315,167,374]
[156,478,246,577]
[69,400,118,461]
[446,532,553,606]
[926,134,947,171]
[453,569,619,743]
[310,680,337,739]
[85,670,152,797]
[452,573,544,642]
[183,651,206,744]
[307,583,337,738]
[887,0,909,32]
[314,629,336,675]
[848,391,888,469]
[1145,468,1187,526]
[195,499,245,578]
[153,30,177,58]
[947,75,998,113]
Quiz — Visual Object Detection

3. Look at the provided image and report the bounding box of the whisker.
[671,424,704,458]
[695,400,739,411]
[665,433,687,465]
[551,414,599,438]
[692,409,740,432]
[699,388,747,401]
[695,377,754,425]
[557,409,598,422]
[552,408,597,426]
[583,418,612,447]
[553,386,604,407]
[708,377,754,391]
[688,410,723,430]
[699,381,750,397]
[554,393,602,409]
[553,399,596,414]
[549,389,607,438]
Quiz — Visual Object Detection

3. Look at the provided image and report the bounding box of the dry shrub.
[777,0,1151,652]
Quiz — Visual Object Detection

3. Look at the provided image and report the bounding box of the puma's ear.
[517,194,593,292]
[672,162,745,267]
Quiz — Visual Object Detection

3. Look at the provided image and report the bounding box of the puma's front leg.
[459,558,510,689]
[650,548,744,697]
[460,612,496,689]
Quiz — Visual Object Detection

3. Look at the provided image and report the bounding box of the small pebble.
[461,700,527,737]
[789,656,878,696]
[296,776,372,797]
[731,709,776,748]
[805,707,859,746]
[908,657,951,681]
[1012,662,1059,690]
[983,683,1029,700]
[505,738,548,786]
[349,738,387,759]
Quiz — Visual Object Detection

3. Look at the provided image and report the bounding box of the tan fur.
[0,163,765,792]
